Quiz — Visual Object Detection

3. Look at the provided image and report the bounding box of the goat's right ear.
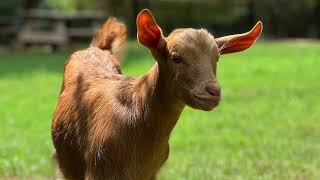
[136,9,164,51]
[215,21,263,55]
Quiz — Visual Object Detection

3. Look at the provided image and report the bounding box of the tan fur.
[91,18,126,63]
[52,10,262,180]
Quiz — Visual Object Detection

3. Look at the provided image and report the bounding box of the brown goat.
[52,9,263,180]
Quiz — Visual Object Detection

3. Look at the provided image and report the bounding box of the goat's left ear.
[136,9,165,51]
[215,21,263,54]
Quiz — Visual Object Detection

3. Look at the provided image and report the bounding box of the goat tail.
[91,17,127,62]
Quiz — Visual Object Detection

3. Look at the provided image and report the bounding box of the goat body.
[52,9,262,180]
[52,18,182,180]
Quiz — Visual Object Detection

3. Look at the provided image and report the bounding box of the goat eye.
[172,56,181,63]
[170,52,182,64]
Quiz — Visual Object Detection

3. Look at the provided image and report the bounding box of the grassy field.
[0,41,320,179]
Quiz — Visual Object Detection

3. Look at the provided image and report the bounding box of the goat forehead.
[168,29,217,55]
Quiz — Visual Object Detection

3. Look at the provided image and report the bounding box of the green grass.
[0,41,320,179]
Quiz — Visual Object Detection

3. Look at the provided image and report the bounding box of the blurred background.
[1,0,320,47]
[0,0,320,179]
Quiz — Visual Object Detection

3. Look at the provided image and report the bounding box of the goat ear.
[215,21,263,54]
[136,9,163,50]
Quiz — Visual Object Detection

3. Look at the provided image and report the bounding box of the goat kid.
[52,9,263,180]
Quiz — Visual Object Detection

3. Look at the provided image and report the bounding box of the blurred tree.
[130,0,150,37]
[0,0,24,15]
[254,0,316,37]
[0,0,42,15]
[41,0,95,11]
[99,0,150,37]
[2,0,318,39]
[24,0,41,9]
[247,0,255,27]
[314,0,320,37]
[151,0,249,36]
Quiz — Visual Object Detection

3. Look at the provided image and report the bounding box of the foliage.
[0,0,24,15]
[40,0,75,11]
[0,41,320,179]
[254,0,317,37]
[1,0,320,37]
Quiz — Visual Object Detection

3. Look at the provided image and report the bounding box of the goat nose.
[206,83,220,97]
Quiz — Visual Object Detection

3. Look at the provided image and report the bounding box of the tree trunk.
[129,0,140,38]
[314,0,320,38]
[247,0,255,27]
[129,0,150,38]
[23,0,40,10]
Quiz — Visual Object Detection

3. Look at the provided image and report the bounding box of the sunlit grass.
[0,41,320,179]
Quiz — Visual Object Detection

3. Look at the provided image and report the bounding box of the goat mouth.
[194,94,220,106]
